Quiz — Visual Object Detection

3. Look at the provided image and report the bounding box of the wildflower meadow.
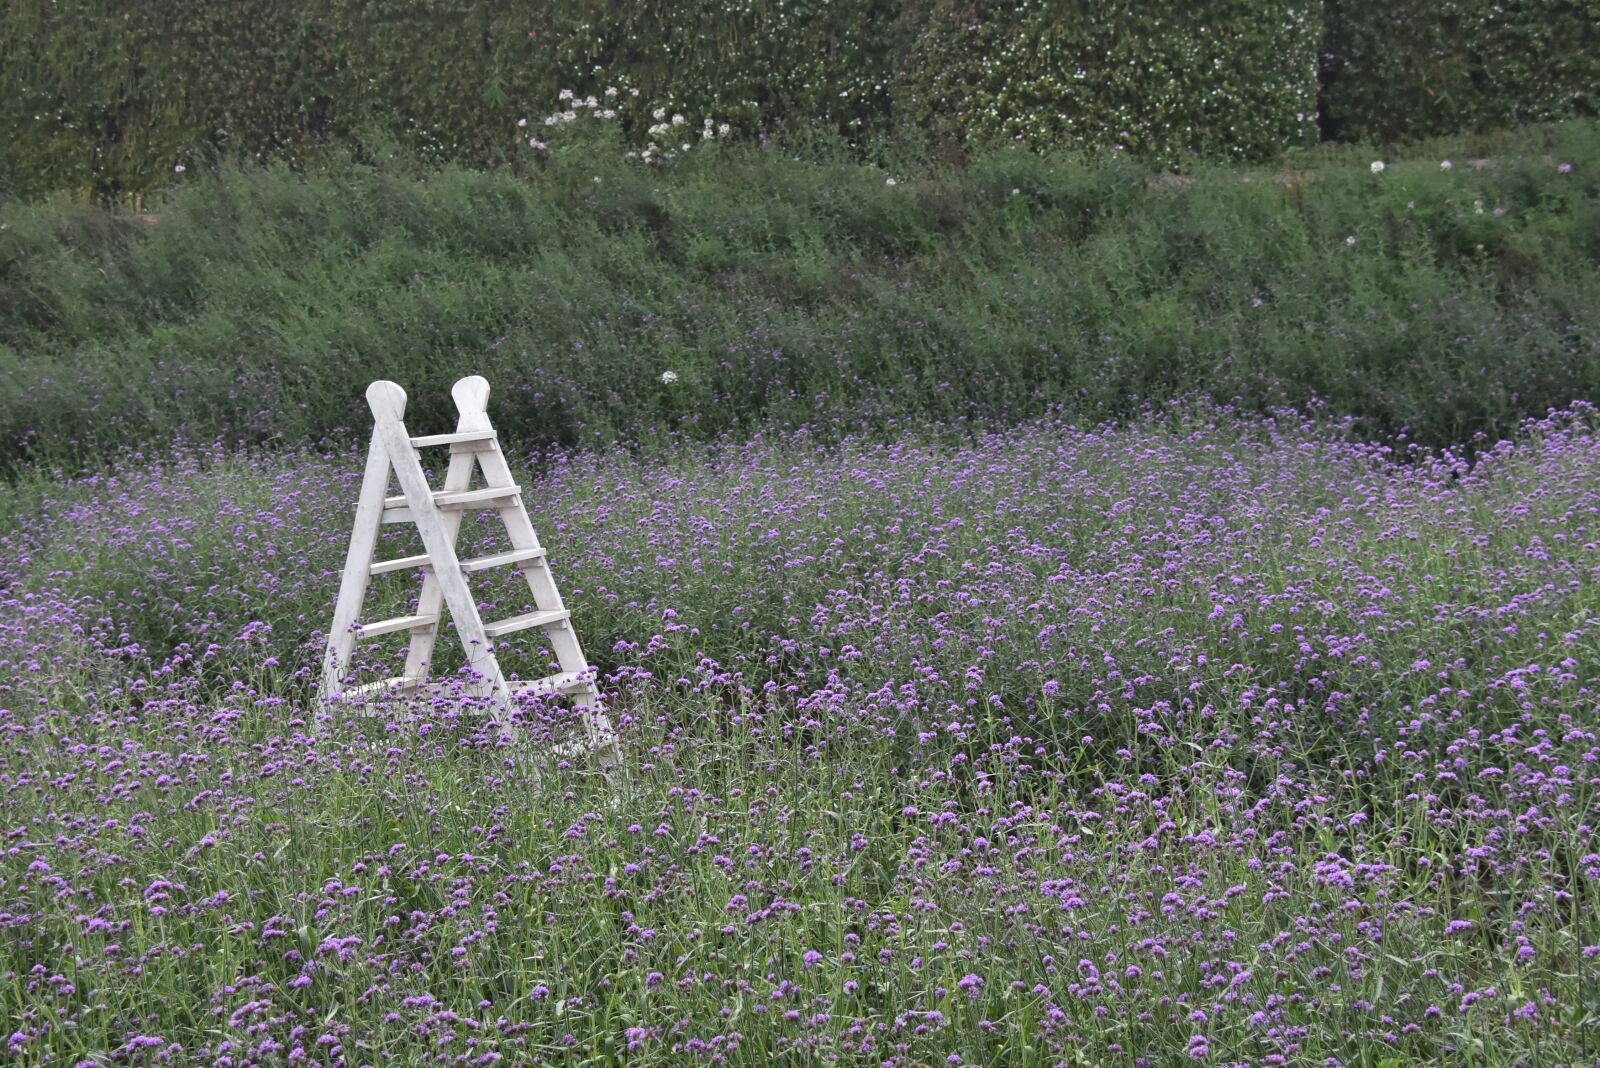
[2,395,1598,1064]
[2,87,1599,1068]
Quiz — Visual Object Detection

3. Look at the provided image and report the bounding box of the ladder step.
[382,485,522,522]
[355,613,436,638]
[338,676,426,699]
[483,609,570,638]
[368,546,546,576]
[409,430,497,449]
[383,486,520,510]
[463,547,547,573]
[509,671,592,698]
[369,553,430,575]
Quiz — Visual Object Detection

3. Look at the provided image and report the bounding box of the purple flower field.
[1,403,1598,1065]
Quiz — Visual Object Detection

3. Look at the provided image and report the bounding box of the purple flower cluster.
[0,403,1596,1064]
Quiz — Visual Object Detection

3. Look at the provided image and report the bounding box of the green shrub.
[2,121,1597,470]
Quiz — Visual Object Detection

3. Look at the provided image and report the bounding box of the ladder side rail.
[320,423,395,701]
[451,377,587,677]
[367,381,510,711]
[452,376,620,762]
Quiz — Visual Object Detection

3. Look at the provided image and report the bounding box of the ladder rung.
[463,547,547,573]
[509,671,591,698]
[369,553,430,575]
[382,486,522,522]
[368,546,546,576]
[338,676,426,699]
[483,609,570,638]
[355,613,436,638]
[409,430,497,449]
[383,486,520,510]
[436,486,520,508]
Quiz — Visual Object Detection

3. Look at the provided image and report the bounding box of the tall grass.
[2,122,1597,472]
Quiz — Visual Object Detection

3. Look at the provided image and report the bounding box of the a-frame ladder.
[320,376,620,765]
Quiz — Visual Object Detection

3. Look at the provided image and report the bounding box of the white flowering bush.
[519,83,735,167]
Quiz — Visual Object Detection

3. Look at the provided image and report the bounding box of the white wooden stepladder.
[320,375,620,764]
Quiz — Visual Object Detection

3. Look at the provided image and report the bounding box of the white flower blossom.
[558,89,573,101]
[718,123,730,137]
[601,109,616,119]
[517,117,527,128]
[885,177,897,186]
[605,86,618,98]
[1345,235,1356,246]
[1370,160,1385,174]
[653,107,666,120]
[1440,160,1453,171]
[671,113,685,126]
[629,88,640,97]
[660,370,679,384]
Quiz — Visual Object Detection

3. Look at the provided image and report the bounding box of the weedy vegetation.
[1,117,1598,1066]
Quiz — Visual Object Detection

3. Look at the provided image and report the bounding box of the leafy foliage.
[1,121,1597,471]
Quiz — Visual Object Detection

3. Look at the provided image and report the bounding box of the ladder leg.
[400,439,478,684]
[320,425,392,705]
[574,687,623,768]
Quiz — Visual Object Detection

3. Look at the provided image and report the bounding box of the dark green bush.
[0,0,902,201]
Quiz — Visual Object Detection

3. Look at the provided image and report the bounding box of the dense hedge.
[0,0,903,201]
[4,2,1597,200]
[894,1,1321,165]
[1320,0,1600,143]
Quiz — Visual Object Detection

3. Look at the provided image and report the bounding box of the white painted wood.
[354,613,436,638]
[399,379,495,688]
[482,608,571,639]
[369,546,547,576]
[320,421,397,702]
[462,546,547,572]
[447,375,622,766]
[366,380,504,707]
[382,486,520,511]
[510,671,589,697]
[368,552,431,575]
[343,675,426,699]
[409,429,497,448]
[320,375,622,767]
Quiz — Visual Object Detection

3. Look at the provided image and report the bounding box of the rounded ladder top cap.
[452,375,491,413]
[366,380,408,418]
